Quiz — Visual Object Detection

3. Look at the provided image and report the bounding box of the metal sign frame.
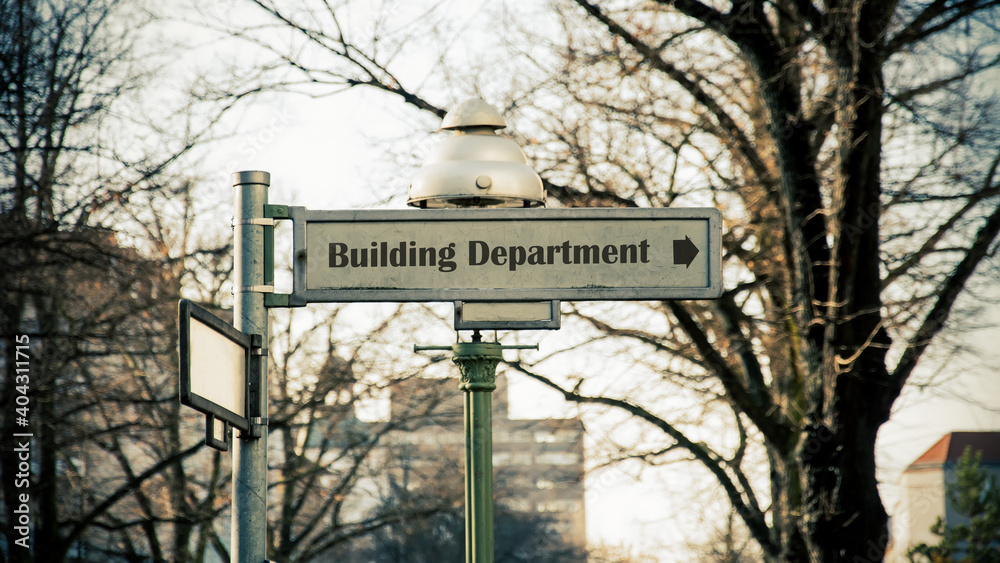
[179,300,254,450]
[284,207,722,305]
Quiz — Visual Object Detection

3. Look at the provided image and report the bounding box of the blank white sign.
[189,315,246,418]
[461,301,554,322]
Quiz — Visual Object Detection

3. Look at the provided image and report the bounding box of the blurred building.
[886,431,1000,561]
[294,372,587,561]
[385,374,587,557]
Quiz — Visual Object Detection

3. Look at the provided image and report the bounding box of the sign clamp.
[204,414,231,452]
[253,204,297,309]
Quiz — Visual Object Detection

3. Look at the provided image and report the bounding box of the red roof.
[908,431,1000,469]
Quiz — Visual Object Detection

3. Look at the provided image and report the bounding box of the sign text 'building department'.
[288,207,722,303]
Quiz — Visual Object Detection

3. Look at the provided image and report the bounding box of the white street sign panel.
[289,207,721,303]
[179,300,252,433]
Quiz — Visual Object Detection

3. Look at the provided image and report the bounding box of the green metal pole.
[415,337,538,563]
[232,171,270,563]
[452,340,502,563]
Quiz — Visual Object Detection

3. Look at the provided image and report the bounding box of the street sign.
[454,300,561,330]
[286,207,722,304]
[178,300,255,450]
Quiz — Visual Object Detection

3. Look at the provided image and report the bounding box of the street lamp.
[410,98,543,563]
[408,98,545,208]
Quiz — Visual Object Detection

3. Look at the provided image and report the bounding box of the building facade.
[384,375,587,557]
[886,431,1000,561]
[295,373,587,561]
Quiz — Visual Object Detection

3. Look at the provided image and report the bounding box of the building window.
[537,500,580,513]
[536,452,580,465]
[555,430,580,442]
[509,430,533,442]
[535,431,557,443]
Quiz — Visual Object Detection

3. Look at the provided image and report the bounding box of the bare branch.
[507,361,779,559]
[888,0,1000,53]
[890,178,1000,391]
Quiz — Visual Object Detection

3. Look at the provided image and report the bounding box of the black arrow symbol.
[673,236,699,268]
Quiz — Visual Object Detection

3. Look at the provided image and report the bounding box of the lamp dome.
[408,98,545,208]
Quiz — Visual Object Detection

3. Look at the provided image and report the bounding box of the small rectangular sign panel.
[178,300,251,432]
[289,207,721,303]
[455,300,561,330]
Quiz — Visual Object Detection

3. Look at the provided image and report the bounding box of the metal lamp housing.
[408,99,545,208]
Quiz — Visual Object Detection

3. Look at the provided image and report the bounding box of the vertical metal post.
[232,171,270,563]
[414,338,537,563]
[452,339,502,563]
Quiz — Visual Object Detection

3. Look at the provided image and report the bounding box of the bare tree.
[258,304,474,562]
[690,509,765,563]
[208,0,1000,560]
[0,0,233,560]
